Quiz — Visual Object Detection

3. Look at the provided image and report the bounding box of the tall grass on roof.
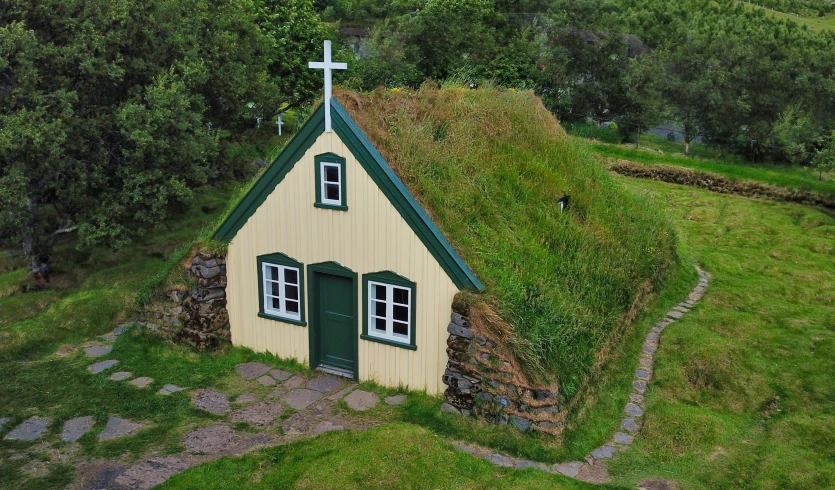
[342,83,677,399]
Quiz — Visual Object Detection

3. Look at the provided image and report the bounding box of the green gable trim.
[257,252,306,327]
[314,152,348,211]
[330,100,483,292]
[213,99,484,292]
[214,104,325,241]
[361,270,417,351]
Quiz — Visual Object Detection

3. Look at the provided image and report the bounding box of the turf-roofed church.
[214,92,483,394]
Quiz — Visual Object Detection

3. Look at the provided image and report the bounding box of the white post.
[277,113,284,136]
[308,40,347,132]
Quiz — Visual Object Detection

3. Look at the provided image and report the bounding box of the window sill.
[258,312,307,327]
[361,334,417,351]
[314,202,348,211]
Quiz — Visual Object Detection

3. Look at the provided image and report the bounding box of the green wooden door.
[314,272,356,374]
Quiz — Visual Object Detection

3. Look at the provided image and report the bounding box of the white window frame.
[319,161,343,206]
[367,281,412,345]
[262,262,302,322]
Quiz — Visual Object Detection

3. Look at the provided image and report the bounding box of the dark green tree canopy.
[0,0,329,283]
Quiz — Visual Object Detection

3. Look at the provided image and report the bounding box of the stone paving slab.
[282,375,307,390]
[269,369,292,381]
[384,394,407,406]
[110,371,132,381]
[131,377,154,388]
[614,432,634,445]
[4,417,50,441]
[100,333,118,342]
[113,324,132,336]
[486,453,513,467]
[84,345,113,358]
[306,376,343,393]
[555,461,584,478]
[230,401,284,427]
[159,384,185,395]
[625,403,644,417]
[235,362,271,379]
[590,445,616,460]
[576,462,610,484]
[311,421,344,436]
[114,455,193,490]
[88,359,118,373]
[182,425,237,454]
[344,390,379,411]
[99,416,144,441]
[235,393,257,404]
[257,375,276,386]
[62,416,95,442]
[621,418,639,433]
[192,389,230,415]
[283,389,323,410]
[326,385,357,401]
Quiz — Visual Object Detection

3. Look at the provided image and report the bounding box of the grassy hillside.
[337,85,678,397]
[741,1,835,31]
[605,177,835,488]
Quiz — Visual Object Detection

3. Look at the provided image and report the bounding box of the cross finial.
[308,40,347,132]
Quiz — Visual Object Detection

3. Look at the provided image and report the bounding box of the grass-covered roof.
[339,84,677,398]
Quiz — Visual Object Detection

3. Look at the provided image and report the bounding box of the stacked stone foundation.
[138,251,230,350]
[441,304,565,436]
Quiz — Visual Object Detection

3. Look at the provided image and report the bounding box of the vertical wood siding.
[227,131,459,394]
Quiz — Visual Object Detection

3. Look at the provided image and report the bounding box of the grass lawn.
[603,177,835,488]
[158,423,605,490]
[2,134,835,488]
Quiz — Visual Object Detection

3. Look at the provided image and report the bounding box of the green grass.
[339,86,677,397]
[587,139,835,196]
[602,177,835,489]
[0,185,304,488]
[741,1,835,31]
[158,423,607,490]
[3,137,835,488]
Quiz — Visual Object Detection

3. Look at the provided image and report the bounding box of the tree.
[254,0,341,118]
[812,131,835,181]
[0,0,321,284]
[618,54,667,148]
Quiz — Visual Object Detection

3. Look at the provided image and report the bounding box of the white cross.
[276,113,283,136]
[308,40,347,132]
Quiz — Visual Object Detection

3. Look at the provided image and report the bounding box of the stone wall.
[441,303,565,436]
[138,251,230,350]
[608,158,835,210]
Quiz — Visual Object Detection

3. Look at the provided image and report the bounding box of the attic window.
[361,272,417,350]
[314,153,347,211]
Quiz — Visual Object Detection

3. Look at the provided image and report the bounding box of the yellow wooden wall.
[226,131,460,394]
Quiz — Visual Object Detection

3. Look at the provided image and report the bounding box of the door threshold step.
[316,365,354,379]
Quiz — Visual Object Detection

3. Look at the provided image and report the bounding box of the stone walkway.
[72,360,391,490]
[0,325,404,490]
[451,266,710,485]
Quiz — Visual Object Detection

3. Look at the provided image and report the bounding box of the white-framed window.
[262,262,301,321]
[367,281,412,344]
[320,161,342,206]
